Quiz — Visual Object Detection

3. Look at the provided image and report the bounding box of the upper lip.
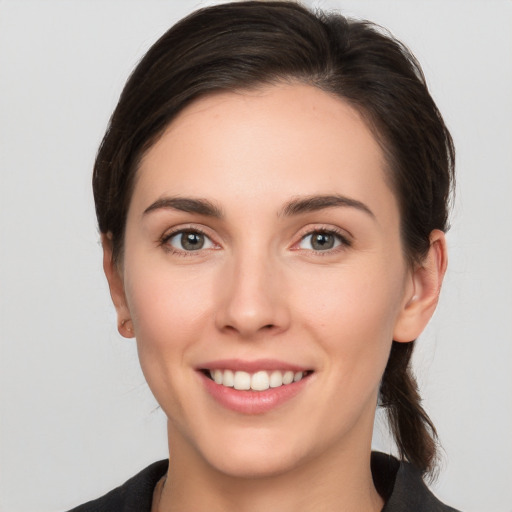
[197,358,311,373]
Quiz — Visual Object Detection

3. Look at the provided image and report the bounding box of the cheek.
[295,260,406,372]
[125,251,214,330]
[122,258,217,388]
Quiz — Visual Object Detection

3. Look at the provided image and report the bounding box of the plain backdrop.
[1,1,511,511]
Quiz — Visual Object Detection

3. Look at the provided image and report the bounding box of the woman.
[70,1,458,510]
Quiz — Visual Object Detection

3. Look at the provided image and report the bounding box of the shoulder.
[66,460,168,512]
[371,452,461,512]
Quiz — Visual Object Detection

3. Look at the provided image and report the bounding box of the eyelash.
[159,226,352,256]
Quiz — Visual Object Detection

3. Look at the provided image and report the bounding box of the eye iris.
[181,232,204,250]
[311,232,335,250]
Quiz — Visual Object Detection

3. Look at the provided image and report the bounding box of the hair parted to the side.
[93,1,455,477]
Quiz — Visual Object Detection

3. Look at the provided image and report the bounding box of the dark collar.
[372,452,460,512]
[68,453,459,511]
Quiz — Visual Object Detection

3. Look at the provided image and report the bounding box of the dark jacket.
[68,452,460,511]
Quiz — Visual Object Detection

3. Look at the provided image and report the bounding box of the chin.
[180,423,310,479]
[208,446,305,480]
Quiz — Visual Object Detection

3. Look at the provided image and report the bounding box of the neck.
[157,423,384,512]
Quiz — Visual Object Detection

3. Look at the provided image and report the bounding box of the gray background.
[1,1,511,511]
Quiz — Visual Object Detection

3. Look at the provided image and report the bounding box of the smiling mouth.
[202,369,313,391]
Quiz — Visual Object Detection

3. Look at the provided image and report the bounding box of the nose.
[215,251,291,339]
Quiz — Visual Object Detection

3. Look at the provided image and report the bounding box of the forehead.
[134,84,396,219]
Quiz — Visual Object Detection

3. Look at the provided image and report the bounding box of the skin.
[103,84,447,512]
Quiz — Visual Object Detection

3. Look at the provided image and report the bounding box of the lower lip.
[199,372,310,415]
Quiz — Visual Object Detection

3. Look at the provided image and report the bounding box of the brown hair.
[93,0,455,476]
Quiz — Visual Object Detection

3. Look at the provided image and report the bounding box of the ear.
[393,229,448,343]
[101,233,134,338]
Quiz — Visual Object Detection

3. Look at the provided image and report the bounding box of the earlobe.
[393,229,448,343]
[101,233,135,339]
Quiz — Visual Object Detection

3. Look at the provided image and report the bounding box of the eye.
[298,230,347,251]
[165,230,215,252]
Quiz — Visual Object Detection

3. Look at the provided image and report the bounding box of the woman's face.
[111,84,419,477]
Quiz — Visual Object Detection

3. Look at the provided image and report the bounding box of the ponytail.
[379,341,438,478]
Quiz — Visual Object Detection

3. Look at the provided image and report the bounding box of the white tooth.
[234,371,251,390]
[269,370,283,388]
[251,371,270,391]
[282,371,294,385]
[213,369,223,384]
[293,371,303,382]
[223,369,234,387]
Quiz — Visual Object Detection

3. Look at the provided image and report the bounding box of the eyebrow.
[143,197,223,218]
[280,194,375,219]
[143,194,374,220]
